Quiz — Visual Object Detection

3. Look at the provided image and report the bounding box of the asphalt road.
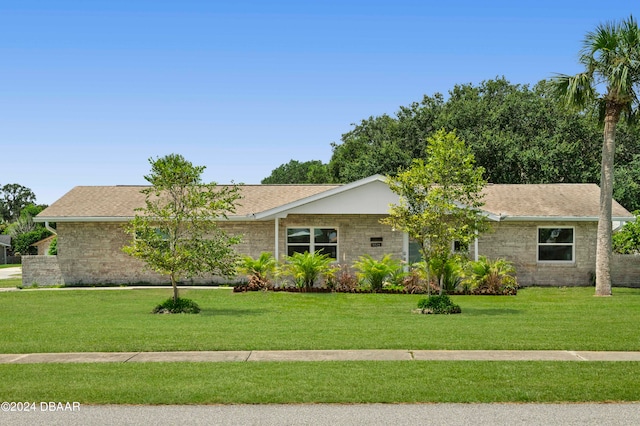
[2,403,640,426]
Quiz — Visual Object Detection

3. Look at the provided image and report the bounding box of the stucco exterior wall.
[475,221,597,286]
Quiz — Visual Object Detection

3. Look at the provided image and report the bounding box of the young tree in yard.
[123,154,242,308]
[552,15,640,296]
[382,129,487,295]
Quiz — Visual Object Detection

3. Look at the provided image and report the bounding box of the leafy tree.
[552,15,640,296]
[261,160,330,184]
[123,154,242,303]
[0,184,36,222]
[329,114,408,183]
[11,228,51,255]
[382,130,487,295]
[438,78,602,185]
[613,212,640,254]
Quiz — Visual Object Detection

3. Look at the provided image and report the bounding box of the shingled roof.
[36,184,341,221]
[481,183,633,221]
[35,176,634,223]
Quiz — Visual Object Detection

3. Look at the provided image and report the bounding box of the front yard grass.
[1,286,639,353]
[2,286,640,404]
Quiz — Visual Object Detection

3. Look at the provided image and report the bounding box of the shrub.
[613,212,640,254]
[152,297,201,314]
[416,294,461,314]
[48,237,57,255]
[282,250,334,290]
[353,254,401,292]
[429,256,464,294]
[326,264,359,292]
[461,256,518,295]
[239,252,276,290]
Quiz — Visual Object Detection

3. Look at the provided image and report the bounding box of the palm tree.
[553,15,640,296]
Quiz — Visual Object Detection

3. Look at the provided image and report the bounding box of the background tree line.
[262,77,640,212]
[0,183,51,256]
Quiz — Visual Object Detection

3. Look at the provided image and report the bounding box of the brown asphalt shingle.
[37,184,341,219]
[36,181,633,221]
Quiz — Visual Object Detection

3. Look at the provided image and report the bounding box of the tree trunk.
[595,103,620,296]
[171,273,179,302]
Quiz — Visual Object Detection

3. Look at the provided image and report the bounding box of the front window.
[287,227,338,259]
[538,227,574,262]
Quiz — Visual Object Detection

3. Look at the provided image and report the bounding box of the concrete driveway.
[0,266,21,280]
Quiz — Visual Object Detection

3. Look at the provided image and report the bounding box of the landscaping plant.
[353,254,401,292]
[239,252,276,290]
[122,154,242,312]
[462,256,518,295]
[416,294,461,314]
[282,250,334,291]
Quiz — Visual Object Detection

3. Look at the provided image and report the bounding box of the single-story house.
[27,174,637,287]
[0,235,10,265]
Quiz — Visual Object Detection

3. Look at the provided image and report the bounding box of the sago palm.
[552,15,640,296]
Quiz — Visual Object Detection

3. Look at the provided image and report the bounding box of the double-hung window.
[537,227,574,262]
[287,227,338,259]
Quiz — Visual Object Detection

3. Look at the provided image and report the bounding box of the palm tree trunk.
[595,103,620,296]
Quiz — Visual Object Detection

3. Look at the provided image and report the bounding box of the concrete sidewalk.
[2,350,640,364]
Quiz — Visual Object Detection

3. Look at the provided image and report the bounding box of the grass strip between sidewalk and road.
[2,361,639,404]
[1,287,639,353]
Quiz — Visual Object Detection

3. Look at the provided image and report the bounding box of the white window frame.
[286,226,338,259]
[537,226,575,263]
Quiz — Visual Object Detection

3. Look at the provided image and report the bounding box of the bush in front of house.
[281,250,334,291]
[239,252,276,291]
[353,254,402,292]
[152,297,201,314]
[461,256,518,295]
[416,294,461,314]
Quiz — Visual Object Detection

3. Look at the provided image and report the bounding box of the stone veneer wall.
[29,218,635,287]
[612,254,640,287]
[51,216,400,285]
[22,255,65,286]
[475,221,598,287]
[279,214,403,264]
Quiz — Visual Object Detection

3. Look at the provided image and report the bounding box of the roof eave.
[34,216,135,223]
[497,215,635,222]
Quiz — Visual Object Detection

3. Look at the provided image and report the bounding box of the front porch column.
[274,217,279,260]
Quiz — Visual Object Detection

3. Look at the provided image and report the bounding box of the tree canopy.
[261,159,330,184]
[382,130,487,294]
[262,77,640,212]
[0,184,36,223]
[123,154,242,302]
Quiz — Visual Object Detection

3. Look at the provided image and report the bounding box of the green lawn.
[1,286,639,353]
[0,264,20,269]
[0,278,21,288]
[2,286,640,404]
[2,361,639,404]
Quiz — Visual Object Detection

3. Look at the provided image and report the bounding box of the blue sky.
[1,1,637,204]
